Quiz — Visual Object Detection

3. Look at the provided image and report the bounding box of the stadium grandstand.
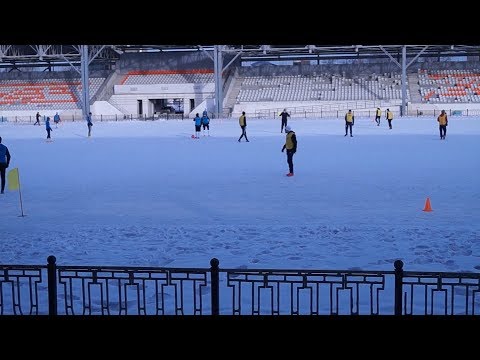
[1,45,480,122]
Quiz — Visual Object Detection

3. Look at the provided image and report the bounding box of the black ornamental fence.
[1,256,479,315]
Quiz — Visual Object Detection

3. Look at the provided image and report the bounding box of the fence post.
[337,110,338,118]
[210,258,220,315]
[115,114,117,121]
[101,114,103,122]
[47,255,58,316]
[467,109,469,116]
[394,260,404,316]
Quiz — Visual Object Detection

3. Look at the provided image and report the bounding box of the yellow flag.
[7,168,19,191]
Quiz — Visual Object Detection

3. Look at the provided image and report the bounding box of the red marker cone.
[423,197,433,212]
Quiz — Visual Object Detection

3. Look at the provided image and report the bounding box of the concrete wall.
[0,109,83,122]
[110,83,214,117]
[239,63,402,77]
[238,61,480,78]
[93,70,120,102]
[108,92,212,117]
[117,51,214,73]
[117,50,238,73]
[0,70,109,81]
[91,101,123,116]
[408,102,480,112]
[114,83,214,95]
[232,99,402,117]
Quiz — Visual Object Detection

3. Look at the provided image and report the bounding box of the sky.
[0,116,479,314]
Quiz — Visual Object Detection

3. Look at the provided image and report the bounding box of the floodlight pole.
[401,46,407,116]
[80,45,90,119]
[213,45,223,119]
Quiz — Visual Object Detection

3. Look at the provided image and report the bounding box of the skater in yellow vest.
[386,109,393,129]
[375,108,381,126]
[238,111,249,142]
[281,125,297,177]
[345,110,354,137]
[437,110,448,139]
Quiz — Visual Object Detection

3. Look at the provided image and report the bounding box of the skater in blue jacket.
[0,137,11,194]
[45,117,53,140]
[193,113,202,139]
[201,111,210,136]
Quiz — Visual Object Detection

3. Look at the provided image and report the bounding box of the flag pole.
[17,168,25,217]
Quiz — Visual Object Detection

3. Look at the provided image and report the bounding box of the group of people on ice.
[237,109,297,177]
[34,111,93,140]
[345,108,395,137]
[237,106,448,177]
[193,110,210,138]
[35,111,58,141]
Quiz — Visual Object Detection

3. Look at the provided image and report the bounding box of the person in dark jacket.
[34,112,41,125]
[238,111,249,142]
[279,108,290,133]
[0,137,11,194]
[45,117,53,140]
[201,111,210,136]
[281,125,297,177]
[345,110,354,137]
[87,112,93,137]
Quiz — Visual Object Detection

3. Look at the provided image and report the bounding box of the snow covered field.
[1,116,479,275]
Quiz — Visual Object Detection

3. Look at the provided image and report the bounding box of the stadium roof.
[0,45,478,69]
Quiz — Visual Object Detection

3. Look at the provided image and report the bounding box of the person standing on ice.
[34,111,41,125]
[238,111,249,142]
[193,113,202,139]
[201,111,210,136]
[53,112,61,128]
[374,107,381,126]
[437,109,448,139]
[279,108,290,133]
[344,110,354,137]
[0,136,11,194]
[386,109,393,129]
[281,125,297,177]
[87,112,93,137]
[45,117,53,140]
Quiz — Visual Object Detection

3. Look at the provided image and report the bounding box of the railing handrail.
[1,256,480,316]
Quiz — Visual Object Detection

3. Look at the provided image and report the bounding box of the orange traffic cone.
[423,197,433,212]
